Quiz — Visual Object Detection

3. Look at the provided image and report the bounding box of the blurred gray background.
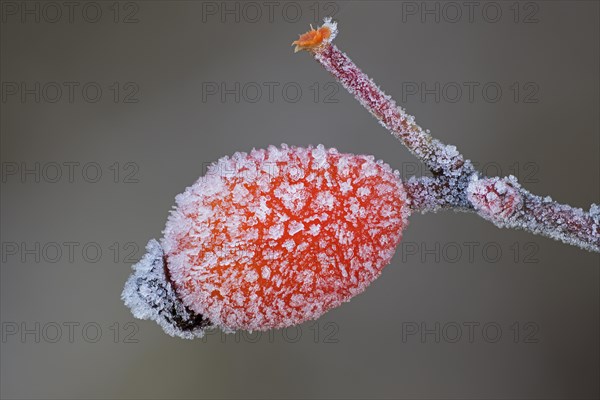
[1,1,599,399]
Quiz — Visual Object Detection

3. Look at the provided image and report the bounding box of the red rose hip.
[123,144,410,337]
[162,144,409,333]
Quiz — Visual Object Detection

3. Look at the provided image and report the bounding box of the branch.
[293,18,600,253]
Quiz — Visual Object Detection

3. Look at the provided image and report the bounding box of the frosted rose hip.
[161,144,409,331]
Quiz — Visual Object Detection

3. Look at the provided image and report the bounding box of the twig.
[293,18,600,253]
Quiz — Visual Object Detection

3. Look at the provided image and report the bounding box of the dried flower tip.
[292,17,338,53]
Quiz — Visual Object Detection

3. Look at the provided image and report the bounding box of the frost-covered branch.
[293,18,600,253]
[404,175,600,252]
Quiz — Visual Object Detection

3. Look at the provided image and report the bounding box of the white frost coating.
[590,204,600,220]
[357,186,371,198]
[321,17,338,43]
[339,179,352,194]
[316,191,335,210]
[244,270,259,283]
[283,239,296,252]
[261,266,271,280]
[268,223,285,240]
[309,224,321,236]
